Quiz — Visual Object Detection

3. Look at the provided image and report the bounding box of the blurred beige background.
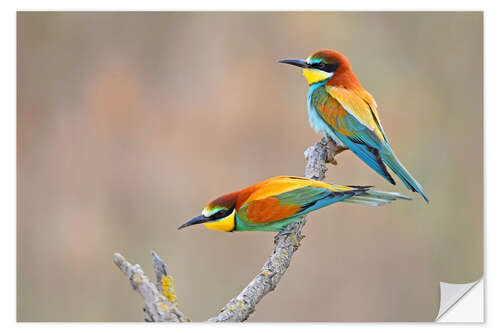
[17,12,483,322]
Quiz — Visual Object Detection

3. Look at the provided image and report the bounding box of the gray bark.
[113,137,336,322]
[113,252,190,322]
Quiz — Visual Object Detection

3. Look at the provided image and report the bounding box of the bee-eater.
[278,50,428,202]
[178,176,410,232]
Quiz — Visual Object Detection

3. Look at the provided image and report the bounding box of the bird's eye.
[317,62,326,69]
[211,210,227,219]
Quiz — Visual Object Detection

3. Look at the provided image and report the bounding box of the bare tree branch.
[113,252,190,322]
[113,137,336,322]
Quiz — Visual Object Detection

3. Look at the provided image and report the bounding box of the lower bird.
[178,176,410,232]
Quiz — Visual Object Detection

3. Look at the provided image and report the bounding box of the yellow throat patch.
[302,68,333,85]
[204,210,236,232]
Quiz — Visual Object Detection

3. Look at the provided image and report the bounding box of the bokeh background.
[17,12,483,322]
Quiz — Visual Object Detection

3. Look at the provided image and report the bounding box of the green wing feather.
[236,186,362,231]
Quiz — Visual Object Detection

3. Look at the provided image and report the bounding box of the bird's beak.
[178,215,211,230]
[277,59,309,68]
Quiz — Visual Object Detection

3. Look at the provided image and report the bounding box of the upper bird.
[178,176,409,232]
[278,50,428,202]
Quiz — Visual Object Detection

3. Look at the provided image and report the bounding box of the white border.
[3,1,496,332]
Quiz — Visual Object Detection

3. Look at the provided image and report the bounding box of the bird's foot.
[274,230,294,244]
[323,136,347,165]
[274,232,285,244]
[274,231,302,248]
[327,153,338,166]
[324,137,347,166]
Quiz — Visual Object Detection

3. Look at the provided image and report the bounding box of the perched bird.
[178,176,410,232]
[278,50,428,202]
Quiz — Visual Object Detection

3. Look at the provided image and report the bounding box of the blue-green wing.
[237,186,358,225]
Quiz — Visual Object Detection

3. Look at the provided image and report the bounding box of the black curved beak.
[178,215,212,230]
[277,59,310,68]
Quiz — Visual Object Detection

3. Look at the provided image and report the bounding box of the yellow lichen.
[261,270,270,276]
[161,275,177,304]
[157,301,171,312]
[282,249,288,256]
[289,234,300,247]
[132,273,143,284]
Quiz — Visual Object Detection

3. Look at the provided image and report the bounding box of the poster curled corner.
[436,278,483,322]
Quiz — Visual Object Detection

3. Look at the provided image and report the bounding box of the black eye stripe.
[212,210,228,219]
[311,62,339,73]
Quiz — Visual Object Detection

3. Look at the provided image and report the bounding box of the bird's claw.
[326,151,338,165]
[274,231,301,248]
[274,230,293,244]
[274,233,283,244]
[323,136,344,165]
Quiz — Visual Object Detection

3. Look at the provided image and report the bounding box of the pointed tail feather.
[380,145,429,203]
[338,135,396,185]
[343,189,411,206]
